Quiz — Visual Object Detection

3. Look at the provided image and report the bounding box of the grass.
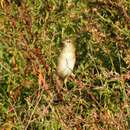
[0,0,130,129]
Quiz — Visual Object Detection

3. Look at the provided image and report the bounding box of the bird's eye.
[66,40,71,43]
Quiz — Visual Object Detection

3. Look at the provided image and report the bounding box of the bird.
[56,38,76,88]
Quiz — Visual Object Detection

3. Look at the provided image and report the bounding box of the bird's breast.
[57,48,75,78]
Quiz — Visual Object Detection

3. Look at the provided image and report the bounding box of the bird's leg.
[63,76,68,89]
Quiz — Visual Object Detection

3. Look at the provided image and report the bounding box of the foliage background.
[0,0,130,129]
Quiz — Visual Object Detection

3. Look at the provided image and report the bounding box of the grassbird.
[56,39,76,87]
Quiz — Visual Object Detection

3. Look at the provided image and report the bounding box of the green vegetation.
[0,0,130,129]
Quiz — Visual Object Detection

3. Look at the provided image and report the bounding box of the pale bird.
[56,39,76,86]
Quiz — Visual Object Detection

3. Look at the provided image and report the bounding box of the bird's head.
[62,39,73,48]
